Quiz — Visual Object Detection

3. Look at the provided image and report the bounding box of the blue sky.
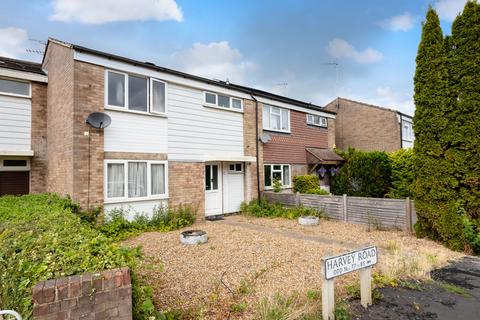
[0,0,468,115]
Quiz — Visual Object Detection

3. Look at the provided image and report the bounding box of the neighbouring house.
[0,56,47,196]
[0,38,338,218]
[324,97,414,152]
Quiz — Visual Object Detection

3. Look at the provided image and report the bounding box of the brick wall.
[32,268,132,320]
[30,82,48,193]
[243,99,264,199]
[324,98,401,152]
[168,162,205,219]
[73,61,105,209]
[263,109,330,164]
[43,41,75,197]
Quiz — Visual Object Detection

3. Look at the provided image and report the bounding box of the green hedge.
[292,175,329,195]
[0,194,154,319]
[386,148,415,199]
[331,148,392,198]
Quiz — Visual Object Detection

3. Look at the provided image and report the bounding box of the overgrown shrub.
[99,205,196,240]
[240,198,323,219]
[331,148,392,198]
[0,194,156,319]
[386,148,415,199]
[292,174,328,195]
[272,178,283,193]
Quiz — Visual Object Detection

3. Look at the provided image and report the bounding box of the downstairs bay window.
[264,164,291,189]
[105,160,168,201]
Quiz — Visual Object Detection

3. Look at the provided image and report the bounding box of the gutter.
[250,93,262,201]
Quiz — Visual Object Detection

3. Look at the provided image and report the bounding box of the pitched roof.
[306,147,344,163]
[46,38,335,115]
[326,97,413,119]
[0,56,45,75]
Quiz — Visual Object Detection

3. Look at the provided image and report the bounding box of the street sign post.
[321,246,378,319]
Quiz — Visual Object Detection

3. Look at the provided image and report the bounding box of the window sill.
[264,186,292,190]
[307,123,328,129]
[263,128,291,134]
[104,196,169,204]
[203,104,243,114]
[105,106,168,118]
[0,92,31,99]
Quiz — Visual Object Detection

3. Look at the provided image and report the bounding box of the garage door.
[0,171,29,196]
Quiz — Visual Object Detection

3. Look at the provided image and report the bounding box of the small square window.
[229,164,235,171]
[232,98,242,109]
[205,92,216,104]
[235,163,242,171]
[218,94,230,108]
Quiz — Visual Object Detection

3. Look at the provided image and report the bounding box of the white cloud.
[326,38,383,64]
[434,0,468,22]
[172,41,256,84]
[0,27,28,58]
[50,0,183,24]
[378,12,416,31]
[375,86,414,115]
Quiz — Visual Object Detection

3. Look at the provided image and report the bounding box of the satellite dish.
[259,133,271,144]
[86,112,111,129]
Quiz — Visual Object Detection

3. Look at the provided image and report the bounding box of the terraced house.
[0,38,337,218]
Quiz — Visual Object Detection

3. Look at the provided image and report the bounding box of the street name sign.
[321,246,378,320]
[324,246,378,280]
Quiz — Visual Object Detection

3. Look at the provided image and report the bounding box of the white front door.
[223,163,245,213]
[205,163,222,216]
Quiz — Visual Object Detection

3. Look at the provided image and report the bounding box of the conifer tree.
[413,7,464,249]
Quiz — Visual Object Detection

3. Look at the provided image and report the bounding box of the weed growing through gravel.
[254,292,322,320]
[438,282,472,297]
[240,198,324,219]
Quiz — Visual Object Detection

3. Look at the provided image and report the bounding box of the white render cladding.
[168,83,244,161]
[104,110,168,153]
[0,95,32,153]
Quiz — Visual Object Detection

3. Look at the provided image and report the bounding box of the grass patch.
[240,198,324,219]
[438,282,472,298]
[230,301,248,313]
[334,300,351,320]
[254,292,322,320]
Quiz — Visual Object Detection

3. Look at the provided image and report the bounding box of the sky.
[0,0,469,115]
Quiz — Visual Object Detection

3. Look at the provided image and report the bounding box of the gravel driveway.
[123,215,463,319]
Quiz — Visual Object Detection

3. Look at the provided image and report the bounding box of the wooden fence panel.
[263,192,415,231]
[300,194,344,220]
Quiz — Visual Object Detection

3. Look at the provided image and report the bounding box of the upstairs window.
[306,114,328,127]
[402,121,414,141]
[106,70,166,114]
[0,78,30,97]
[204,92,243,111]
[263,104,290,132]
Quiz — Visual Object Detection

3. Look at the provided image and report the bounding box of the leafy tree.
[331,148,392,198]
[386,148,415,199]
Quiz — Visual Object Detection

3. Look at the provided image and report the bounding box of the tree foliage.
[331,148,392,198]
[413,2,480,253]
[386,148,415,199]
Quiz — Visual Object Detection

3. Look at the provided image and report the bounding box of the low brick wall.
[32,268,132,320]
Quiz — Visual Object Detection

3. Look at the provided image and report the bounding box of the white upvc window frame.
[104,159,169,203]
[0,77,32,98]
[150,78,168,115]
[264,164,292,189]
[263,104,290,133]
[306,113,328,128]
[402,120,414,142]
[105,69,168,116]
[228,162,244,173]
[203,91,243,112]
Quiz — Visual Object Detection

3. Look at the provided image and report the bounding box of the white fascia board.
[0,150,34,156]
[74,51,251,100]
[203,155,257,162]
[0,68,47,83]
[74,51,335,118]
[254,96,335,119]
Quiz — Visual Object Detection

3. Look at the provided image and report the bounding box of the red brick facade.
[263,108,330,164]
[324,98,401,152]
[32,268,132,320]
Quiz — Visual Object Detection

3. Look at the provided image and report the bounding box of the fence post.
[343,194,348,222]
[405,197,412,233]
[295,192,301,207]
